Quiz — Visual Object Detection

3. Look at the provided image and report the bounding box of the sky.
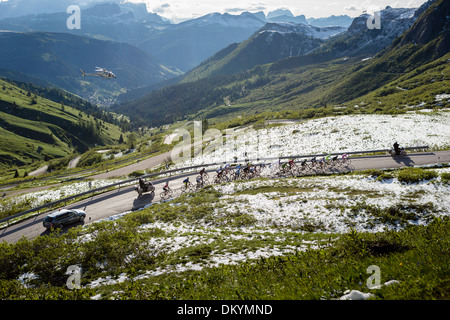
[126,0,429,22]
[0,0,430,22]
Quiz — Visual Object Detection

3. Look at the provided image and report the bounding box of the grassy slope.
[0,78,123,172]
[198,48,450,128]
[0,168,448,300]
[115,47,449,129]
[344,52,450,110]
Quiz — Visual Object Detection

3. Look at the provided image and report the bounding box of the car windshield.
[44,216,54,222]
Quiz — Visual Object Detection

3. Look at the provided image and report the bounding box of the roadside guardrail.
[0,145,429,228]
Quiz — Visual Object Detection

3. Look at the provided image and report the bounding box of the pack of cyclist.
[152,141,412,201]
[155,153,355,200]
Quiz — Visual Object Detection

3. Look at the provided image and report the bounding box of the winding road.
[1,150,449,244]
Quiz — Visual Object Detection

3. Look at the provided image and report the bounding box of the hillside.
[326,0,450,104]
[182,23,345,82]
[0,31,181,105]
[183,5,425,84]
[267,5,427,76]
[0,77,124,171]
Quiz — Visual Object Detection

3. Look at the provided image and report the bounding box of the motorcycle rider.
[393,141,400,154]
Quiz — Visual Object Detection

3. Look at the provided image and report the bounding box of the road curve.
[1,150,449,244]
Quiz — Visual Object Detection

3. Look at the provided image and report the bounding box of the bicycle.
[213,171,227,184]
[314,157,326,172]
[196,174,210,186]
[252,165,263,178]
[231,168,243,181]
[199,169,209,183]
[309,157,321,172]
[181,181,195,194]
[297,159,310,175]
[195,179,205,191]
[287,160,298,176]
[160,187,173,200]
[337,154,352,167]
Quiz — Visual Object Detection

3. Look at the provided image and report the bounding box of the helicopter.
[80,67,116,79]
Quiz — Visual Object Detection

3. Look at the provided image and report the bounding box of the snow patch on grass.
[177,113,450,167]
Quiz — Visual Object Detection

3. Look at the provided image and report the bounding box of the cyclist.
[318,157,325,168]
[183,177,190,186]
[216,166,224,178]
[196,175,203,188]
[288,158,296,168]
[163,181,169,192]
[243,162,250,174]
[199,168,206,176]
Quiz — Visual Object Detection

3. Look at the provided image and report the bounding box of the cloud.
[224,2,266,14]
[225,7,246,13]
[247,2,267,11]
[153,3,170,14]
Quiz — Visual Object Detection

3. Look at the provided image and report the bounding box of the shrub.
[376,173,394,181]
[76,152,103,168]
[397,167,438,184]
[128,170,145,178]
[441,172,450,184]
[361,169,385,178]
[361,169,394,181]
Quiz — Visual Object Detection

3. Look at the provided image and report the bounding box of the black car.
[43,209,86,229]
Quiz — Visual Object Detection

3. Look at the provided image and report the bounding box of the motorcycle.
[135,178,155,197]
[390,147,407,157]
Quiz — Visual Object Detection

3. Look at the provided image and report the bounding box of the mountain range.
[0,1,353,73]
[181,23,346,82]
[0,1,358,105]
[112,0,449,127]
[118,2,434,102]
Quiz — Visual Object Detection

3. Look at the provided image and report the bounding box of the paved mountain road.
[1,151,449,244]
[89,151,172,179]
